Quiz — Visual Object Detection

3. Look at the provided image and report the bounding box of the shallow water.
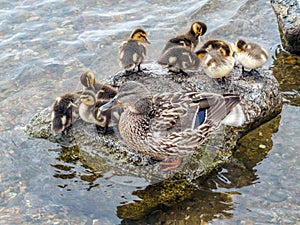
[0,0,300,224]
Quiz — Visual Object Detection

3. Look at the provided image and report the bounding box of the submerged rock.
[26,63,282,183]
[271,0,300,54]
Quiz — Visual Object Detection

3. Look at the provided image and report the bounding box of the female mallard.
[51,93,80,133]
[161,21,207,54]
[100,81,245,170]
[196,40,235,80]
[234,39,269,74]
[119,28,150,72]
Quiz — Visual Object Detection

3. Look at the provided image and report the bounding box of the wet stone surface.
[271,0,300,54]
[26,62,282,183]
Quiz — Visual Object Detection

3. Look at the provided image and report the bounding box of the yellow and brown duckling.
[79,89,112,134]
[80,71,102,91]
[119,28,150,73]
[100,81,245,171]
[161,21,207,54]
[234,39,269,74]
[196,39,235,80]
[51,93,81,133]
[157,46,200,75]
[200,39,234,55]
[80,71,117,96]
[79,77,119,134]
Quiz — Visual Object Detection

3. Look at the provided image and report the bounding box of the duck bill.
[99,96,117,111]
[146,38,150,44]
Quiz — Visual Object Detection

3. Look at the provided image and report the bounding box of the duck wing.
[149,92,211,133]
[149,92,240,135]
[148,92,241,156]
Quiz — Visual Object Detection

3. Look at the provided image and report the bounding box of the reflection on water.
[1,0,300,224]
[272,47,300,106]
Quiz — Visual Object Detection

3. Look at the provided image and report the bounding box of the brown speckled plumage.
[100,81,244,170]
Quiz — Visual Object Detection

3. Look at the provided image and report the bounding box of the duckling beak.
[145,38,150,44]
[99,96,118,111]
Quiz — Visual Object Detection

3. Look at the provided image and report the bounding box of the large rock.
[271,0,300,55]
[26,63,282,183]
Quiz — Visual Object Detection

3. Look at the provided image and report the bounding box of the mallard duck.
[234,39,269,74]
[100,81,244,170]
[119,28,150,72]
[157,46,200,75]
[196,40,235,80]
[162,21,207,53]
[51,93,80,133]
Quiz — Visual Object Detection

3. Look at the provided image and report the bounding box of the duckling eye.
[139,34,146,40]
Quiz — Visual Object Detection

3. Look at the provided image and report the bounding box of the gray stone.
[25,63,282,183]
[271,0,300,54]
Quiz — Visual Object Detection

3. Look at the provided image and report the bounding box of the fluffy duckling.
[196,40,235,80]
[79,86,119,134]
[80,71,102,91]
[80,70,117,98]
[95,84,117,103]
[200,39,234,56]
[234,39,269,74]
[80,71,117,96]
[157,46,200,75]
[79,89,111,134]
[119,28,150,72]
[161,21,207,53]
[51,93,80,133]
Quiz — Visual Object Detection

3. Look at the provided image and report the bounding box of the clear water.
[1,0,299,224]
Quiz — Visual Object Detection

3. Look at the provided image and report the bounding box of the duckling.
[80,69,118,98]
[79,88,118,134]
[157,46,200,75]
[119,28,150,72]
[196,40,235,80]
[200,39,234,56]
[161,21,207,53]
[95,84,117,102]
[234,39,269,74]
[51,93,80,133]
[80,71,101,91]
[80,71,118,95]
[79,89,110,134]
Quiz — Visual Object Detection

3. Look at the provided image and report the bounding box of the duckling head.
[100,81,152,114]
[201,40,234,57]
[130,28,150,44]
[80,71,96,89]
[219,44,233,57]
[80,90,96,106]
[234,39,247,53]
[191,21,207,38]
[201,40,227,51]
